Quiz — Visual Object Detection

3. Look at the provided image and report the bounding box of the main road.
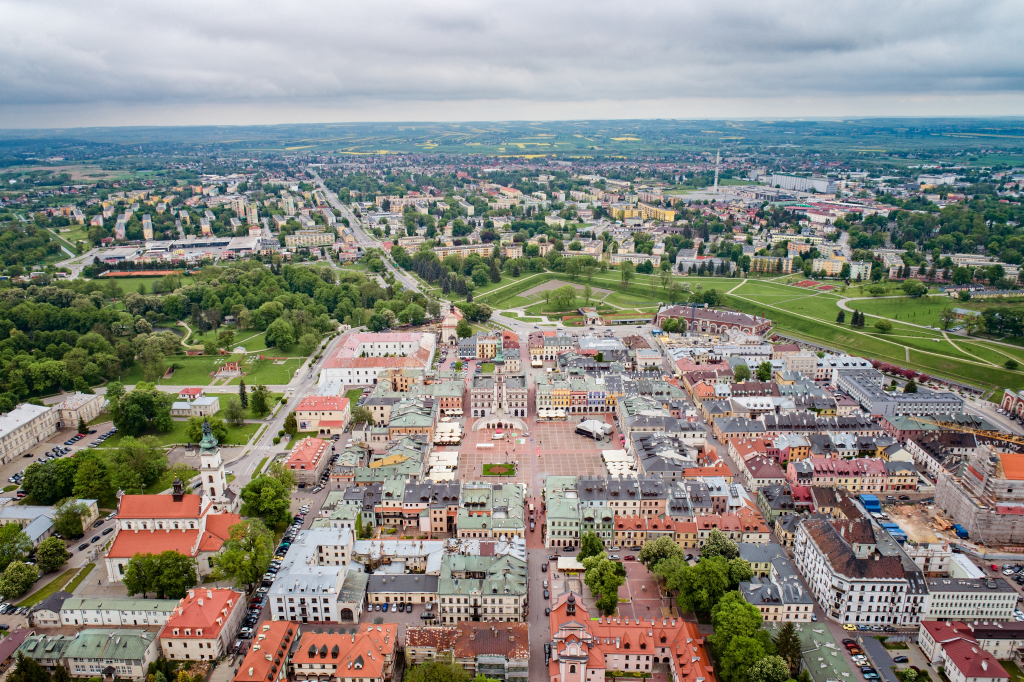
[308,170,423,294]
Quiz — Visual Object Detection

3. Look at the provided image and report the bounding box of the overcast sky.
[1,0,1023,128]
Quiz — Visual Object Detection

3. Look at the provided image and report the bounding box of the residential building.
[291,625,398,682]
[294,396,351,436]
[285,436,332,487]
[404,622,528,682]
[438,554,527,623]
[793,516,928,626]
[0,403,58,464]
[60,597,180,627]
[160,588,246,660]
[55,393,104,429]
[19,629,161,679]
[232,621,296,682]
[925,577,1017,621]
[285,230,334,248]
[739,553,816,622]
[919,620,1024,664]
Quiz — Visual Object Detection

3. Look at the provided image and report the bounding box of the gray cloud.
[1,0,1023,127]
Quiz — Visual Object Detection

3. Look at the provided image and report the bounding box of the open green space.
[482,463,516,476]
[228,358,304,385]
[145,466,198,494]
[345,389,364,405]
[119,354,242,386]
[95,418,260,449]
[65,563,95,594]
[17,568,78,607]
[853,296,954,328]
[210,392,283,421]
[285,432,318,448]
[480,363,495,373]
[99,275,196,293]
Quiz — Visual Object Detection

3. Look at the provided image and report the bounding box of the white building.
[793,517,929,626]
[319,332,436,388]
[924,577,1017,622]
[0,403,58,465]
[60,597,180,627]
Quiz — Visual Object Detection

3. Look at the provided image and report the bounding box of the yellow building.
[285,230,335,248]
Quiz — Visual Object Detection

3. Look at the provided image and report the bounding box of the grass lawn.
[482,463,517,476]
[255,457,269,475]
[346,389,364,406]
[65,563,94,594]
[18,568,78,607]
[96,419,261,450]
[100,275,196,294]
[285,432,318,449]
[228,358,304,385]
[480,363,495,373]
[1001,662,1024,682]
[145,466,198,494]
[210,392,283,420]
[121,354,242,387]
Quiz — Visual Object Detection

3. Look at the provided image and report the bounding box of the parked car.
[382,603,389,612]
[541,563,548,572]
[543,589,549,599]
[893,657,909,664]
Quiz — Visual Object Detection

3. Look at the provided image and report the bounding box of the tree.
[748,656,790,682]
[733,364,751,382]
[239,379,248,409]
[755,361,773,382]
[940,307,958,330]
[283,411,298,436]
[836,310,846,324]
[36,536,71,573]
[210,519,274,592]
[711,592,774,682]
[578,531,605,562]
[122,552,159,598]
[249,384,271,417]
[77,415,88,434]
[904,379,918,394]
[72,451,109,501]
[1007,359,1020,371]
[582,553,625,615]
[52,498,90,539]
[298,332,320,356]
[619,261,635,290]
[405,659,471,682]
[240,474,293,527]
[367,313,387,332]
[702,528,739,559]
[874,319,893,334]
[351,406,374,426]
[109,436,168,494]
[21,457,78,505]
[868,284,887,296]
[638,535,684,570]
[0,523,32,572]
[0,561,38,598]
[400,303,426,326]
[583,284,593,304]
[52,665,73,682]
[265,317,296,350]
[186,416,227,443]
[456,318,472,338]
[225,397,247,427]
[8,653,51,682]
[902,279,928,297]
[773,621,803,675]
[123,551,197,599]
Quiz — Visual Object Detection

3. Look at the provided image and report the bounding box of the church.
[104,419,241,582]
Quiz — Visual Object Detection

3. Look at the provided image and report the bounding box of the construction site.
[933,444,1024,547]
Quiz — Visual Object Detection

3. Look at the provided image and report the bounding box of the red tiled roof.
[108,529,200,558]
[294,625,397,680]
[943,639,1009,680]
[233,621,296,682]
[161,588,244,641]
[286,437,329,469]
[199,514,241,552]
[117,494,206,519]
[295,396,350,413]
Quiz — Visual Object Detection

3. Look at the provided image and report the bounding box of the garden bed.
[482,463,517,476]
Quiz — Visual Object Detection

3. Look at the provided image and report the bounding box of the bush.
[272,437,281,445]
[278,430,285,437]
[280,397,287,404]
